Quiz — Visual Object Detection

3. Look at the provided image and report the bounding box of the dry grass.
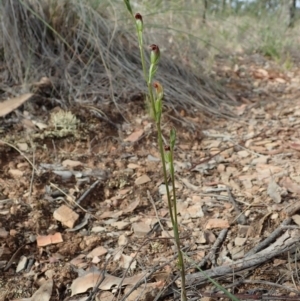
[1,1,298,125]
[0,0,237,127]
[130,1,300,69]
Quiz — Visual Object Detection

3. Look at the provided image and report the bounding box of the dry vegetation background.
[0,0,236,126]
[0,0,298,120]
[2,0,300,300]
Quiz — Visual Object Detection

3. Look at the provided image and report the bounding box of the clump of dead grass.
[0,0,236,126]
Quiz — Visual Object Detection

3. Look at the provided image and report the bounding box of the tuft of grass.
[0,0,235,128]
[50,110,79,132]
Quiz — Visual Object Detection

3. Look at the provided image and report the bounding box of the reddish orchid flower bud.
[135,13,143,32]
[153,81,163,100]
[150,44,160,65]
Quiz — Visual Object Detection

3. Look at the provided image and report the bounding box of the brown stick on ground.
[245,217,292,257]
[226,186,247,225]
[198,228,228,268]
[201,291,300,300]
[186,229,300,286]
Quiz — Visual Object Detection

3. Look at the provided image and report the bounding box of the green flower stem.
[169,145,187,301]
[140,27,188,301]
[142,43,188,301]
[148,84,156,121]
[156,122,175,226]
[136,30,148,82]
[156,115,186,301]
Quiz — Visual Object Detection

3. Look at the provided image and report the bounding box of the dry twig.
[226,186,247,225]
[186,229,300,286]
[197,228,228,268]
[245,218,292,257]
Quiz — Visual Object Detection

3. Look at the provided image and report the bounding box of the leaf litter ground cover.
[2,54,300,300]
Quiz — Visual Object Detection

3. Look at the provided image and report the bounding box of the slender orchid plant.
[123,1,187,300]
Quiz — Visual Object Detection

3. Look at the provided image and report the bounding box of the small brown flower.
[135,13,143,21]
[153,81,163,99]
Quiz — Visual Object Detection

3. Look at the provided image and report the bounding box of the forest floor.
[1,53,300,301]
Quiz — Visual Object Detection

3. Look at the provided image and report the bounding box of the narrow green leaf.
[123,0,133,15]
[170,128,176,150]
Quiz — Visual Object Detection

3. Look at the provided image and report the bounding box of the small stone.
[37,232,63,247]
[53,205,79,228]
[118,234,128,246]
[87,246,108,258]
[9,229,17,237]
[187,204,204,218]
[195,231,206,244]
[235,237,247,246]
[292,214,300,226]
[62,159,83,168]
[111,221,131,230]
[91,226,106,233]
[238,225,250,237]
[237,150,249,158]
[127,163,140,169]
[132,222,151,237]
[159,184,173,195]
[0,228,8,238]
[9,169,23,177]
[135,174,151,185]
[206,231,216,243]
[192,195,202,203]
[124,129,144,142]
[17,143,28,151]
[205,219,229,229]
[147,155,160,162]
[217,164,226,172]
[16,256,28,273]
[230,246,244,260]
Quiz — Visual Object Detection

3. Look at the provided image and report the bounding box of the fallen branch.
[201,291,300,300]
[245,218,292,257]
[186,229,300,286]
